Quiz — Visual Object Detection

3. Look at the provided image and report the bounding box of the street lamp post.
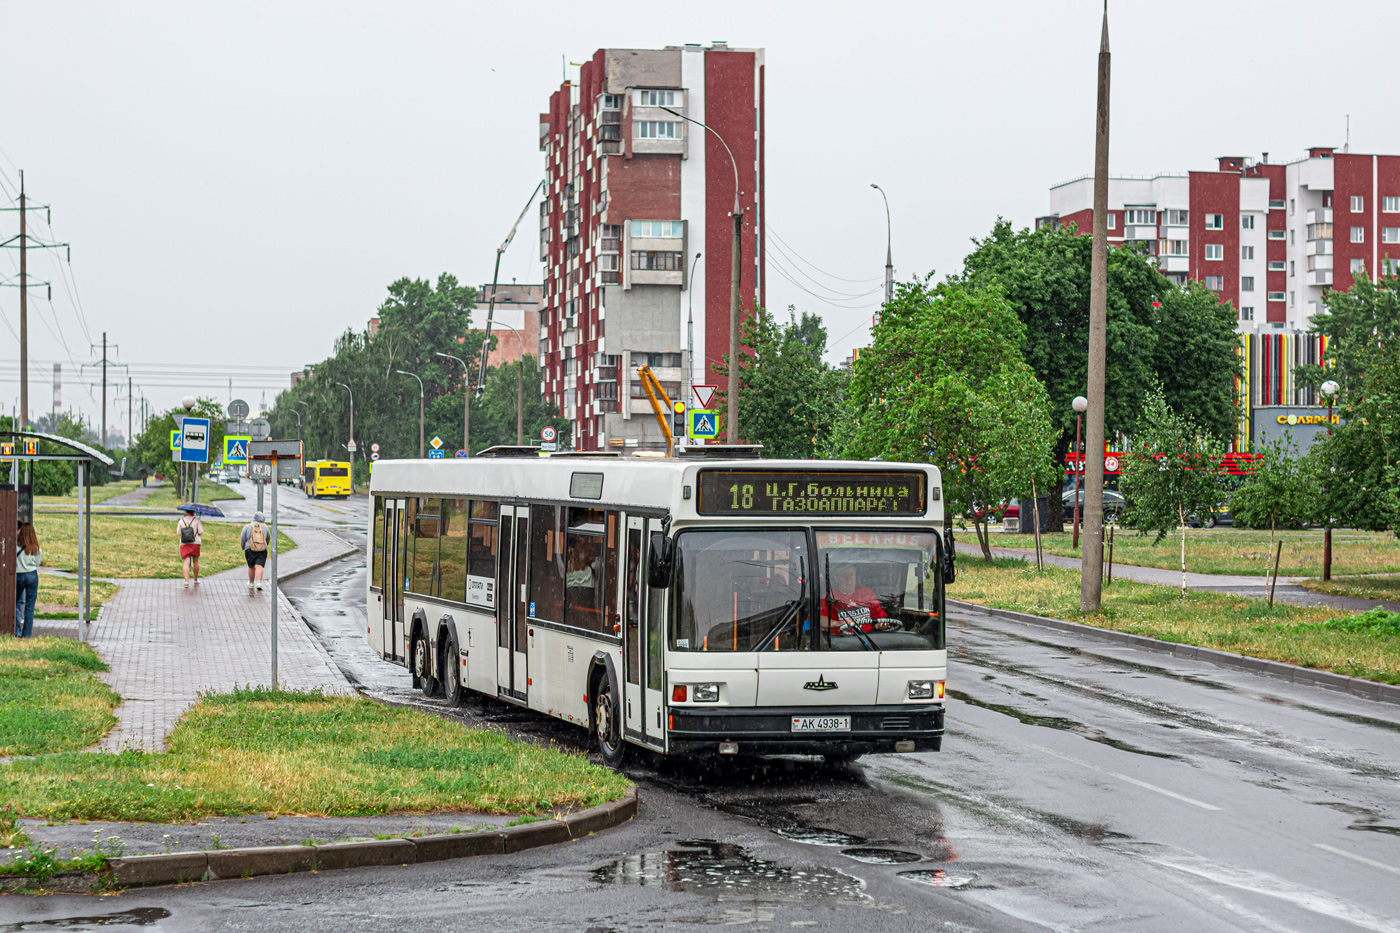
[871,184,893,306]
[288,406,301,444]
[435,352,471,456]
[333,383,355,490]
[396,370,425,457]
[687,252,702,398]
[661,105,743,444]
[1072,395,1089,549]
[1320,379,1339,581]
[181,395,195,504]
[478,321,525,446]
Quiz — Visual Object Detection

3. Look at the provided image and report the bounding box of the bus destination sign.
[697,470,926,517]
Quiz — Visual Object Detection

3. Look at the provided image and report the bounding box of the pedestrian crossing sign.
[689,409,719,439]
[170,430,182,451]
[224,436,251,465]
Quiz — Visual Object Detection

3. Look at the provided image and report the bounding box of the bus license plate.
[791,716,850,733]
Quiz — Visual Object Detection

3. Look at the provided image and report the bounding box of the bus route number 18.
[729,484,754,510]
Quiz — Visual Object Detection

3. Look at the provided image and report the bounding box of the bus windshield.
[671,528,941,653]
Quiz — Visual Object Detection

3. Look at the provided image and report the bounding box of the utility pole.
[127,376,133,451]
[1081,2,1112,614]
[0,172,68,431]
[83,335,124,449]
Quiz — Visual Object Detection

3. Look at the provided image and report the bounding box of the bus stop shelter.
[0,430,114,642]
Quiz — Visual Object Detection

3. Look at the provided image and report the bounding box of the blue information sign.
[428,449,446,459]
[179,417,212,463]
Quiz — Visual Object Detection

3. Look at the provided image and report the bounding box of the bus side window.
[604,511,619,635]
[410,498,441,596]
[529,504,563,622]
[646,565,664,692]
[371,496,385,589]
[469,500,499,585]
[565,508,606,633]
[438,499,468,603]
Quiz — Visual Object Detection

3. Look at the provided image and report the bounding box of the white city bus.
[366,448,951,765]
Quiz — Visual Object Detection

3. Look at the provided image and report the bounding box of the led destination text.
[697,470,925,516]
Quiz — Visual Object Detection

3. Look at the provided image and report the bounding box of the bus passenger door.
[623,516,644,738]
[383,498,406,661]
[496,505,529,702]
[641,518,666,748]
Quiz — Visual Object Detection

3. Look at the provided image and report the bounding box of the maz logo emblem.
[803,675,838,691]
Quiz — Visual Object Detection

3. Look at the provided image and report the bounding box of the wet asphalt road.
[6,503,1400,931]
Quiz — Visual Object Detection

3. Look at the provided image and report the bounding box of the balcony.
[1307,270,1333,286]
[1306,208,1334,225]
[1305,239,1333,256]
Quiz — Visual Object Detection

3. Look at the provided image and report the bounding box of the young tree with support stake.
[1119,385,1225,596]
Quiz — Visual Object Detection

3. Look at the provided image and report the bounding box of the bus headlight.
[907,680,934,699]
[692,683,720,703]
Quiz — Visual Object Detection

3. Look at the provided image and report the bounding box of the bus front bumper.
[666,704,944,756]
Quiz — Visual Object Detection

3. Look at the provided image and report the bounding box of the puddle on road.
[592,839,867,906]
[774,827,865,847]
[4,908,172,931]
[840,847,923,864]
[948,688,1181,760]
[897,869,978,889]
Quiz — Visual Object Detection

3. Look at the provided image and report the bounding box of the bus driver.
[824,562,899,635]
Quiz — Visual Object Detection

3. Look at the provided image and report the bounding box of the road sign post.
[249,440,302,689]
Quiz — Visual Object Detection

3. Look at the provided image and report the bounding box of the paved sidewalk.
[90,526,359,752]
[103,480,163,508]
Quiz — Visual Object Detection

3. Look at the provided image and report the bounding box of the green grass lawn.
[950,557,1400,684]
[32,514,293,579]
[1300,575,1400,602]
[1,689,631,823]
[143,480,244,509]
[30,575,118,617]
[1009,528,1400,578]
[35,480,142,508]
[0,638,119,756]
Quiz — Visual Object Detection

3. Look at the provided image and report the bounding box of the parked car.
[1062,487,1126,523]
[1186,503,1233,527]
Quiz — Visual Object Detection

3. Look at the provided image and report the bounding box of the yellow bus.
[303,460,352,498]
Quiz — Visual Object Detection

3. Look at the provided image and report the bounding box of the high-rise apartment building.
[539,43,765,450]
[1041,148,1400,333]
[1040,147,1400,439]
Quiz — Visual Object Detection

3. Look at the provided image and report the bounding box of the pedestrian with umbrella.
[177,505,204,588]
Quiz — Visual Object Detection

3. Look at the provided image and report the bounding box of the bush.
[30,461,75,497]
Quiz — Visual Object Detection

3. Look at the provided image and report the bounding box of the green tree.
[1228,435,1319,540]
[1304,272,1400,393]
[722,307,848,458]
[957,220,1240,525]
[1119,384,1226,595]
[427,353,571,455]
[839,277,1051,560]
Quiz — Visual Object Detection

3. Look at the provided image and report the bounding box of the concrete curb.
[948,598,1400,707]
[102,786,638,889]
[274,539,359,585]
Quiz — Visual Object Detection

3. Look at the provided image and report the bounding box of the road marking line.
[1314,843,1400,876]
[1029,743,1221,811]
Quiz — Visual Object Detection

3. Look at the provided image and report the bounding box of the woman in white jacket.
[15,522,41,637]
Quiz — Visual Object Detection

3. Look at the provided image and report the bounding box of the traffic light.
[672,400,687,439]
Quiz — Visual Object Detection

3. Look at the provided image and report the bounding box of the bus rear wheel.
[442,634,465,706]
[591,677,627,769]
[411,634,437,697]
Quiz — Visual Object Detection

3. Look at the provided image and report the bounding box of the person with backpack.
[177,506,204,588]
[15,522,42,637]
[241,511,270,591]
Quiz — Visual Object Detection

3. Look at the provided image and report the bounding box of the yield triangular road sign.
[691,384,718,410]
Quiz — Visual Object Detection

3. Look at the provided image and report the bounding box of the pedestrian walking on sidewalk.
[177,506,204,588]
[242,511,270,591]
[14,522,41,637]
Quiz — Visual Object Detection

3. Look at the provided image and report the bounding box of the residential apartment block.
[538,43,765,450]
[1040,147,1400,441]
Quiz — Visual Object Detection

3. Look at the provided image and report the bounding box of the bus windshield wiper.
[751,597,803,652]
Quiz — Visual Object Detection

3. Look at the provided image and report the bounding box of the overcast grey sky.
[3,0,1398,429]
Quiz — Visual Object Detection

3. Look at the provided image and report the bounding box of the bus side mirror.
[648,533,674,588]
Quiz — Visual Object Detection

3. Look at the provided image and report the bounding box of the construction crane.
[637,365,681,455]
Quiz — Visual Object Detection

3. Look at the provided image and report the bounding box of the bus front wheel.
[591,676,627,769]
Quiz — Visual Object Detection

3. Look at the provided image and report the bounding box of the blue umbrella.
[178,503,224,518]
